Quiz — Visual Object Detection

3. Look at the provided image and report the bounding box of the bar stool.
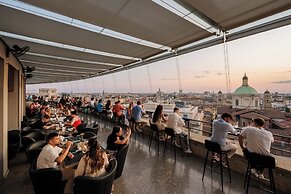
[132,120,143,140]
[148,123,163,154]
[163,127,183,162]
[244,152,276,194]
[202,140,231,192]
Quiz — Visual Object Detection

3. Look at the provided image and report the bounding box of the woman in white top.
[75,138,109,177]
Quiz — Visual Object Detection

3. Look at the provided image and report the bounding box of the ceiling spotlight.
[6,44,30,57]
[25,73,33,79]
[25,66,35,73]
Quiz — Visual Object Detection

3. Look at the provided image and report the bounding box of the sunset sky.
[27,24,291,94]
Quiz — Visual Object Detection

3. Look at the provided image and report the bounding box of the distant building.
[263,90,272,109]
[232,74,260,109]
[39,88,57,98]
[217,90,223,105]
[156,88,163,97]
[283,96,291,109]
[175,101,186,108]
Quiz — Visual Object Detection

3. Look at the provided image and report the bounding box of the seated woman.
[107,126,131,151]
[75,138,109,177]
[65,110,81,130]
[152,105,167,131]
[34,115,56,130]
[57,102,64,110]
[104,100,113,118]
[29,102,36,117]
[41,106,51,117]
[126,102,133,121]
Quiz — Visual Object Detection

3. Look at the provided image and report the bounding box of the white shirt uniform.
[240,126,274,156]
[210,119,237,146]
[167,112,185,134]
[37,144,63,169]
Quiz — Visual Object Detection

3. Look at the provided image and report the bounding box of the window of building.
[236,100,239,106]
[255,100,258,107]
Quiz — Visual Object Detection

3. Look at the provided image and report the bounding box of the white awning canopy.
[0,0,290,84]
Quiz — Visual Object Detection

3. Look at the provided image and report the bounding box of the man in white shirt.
[37,132,75,194]
[90,97,95,110]
[210,113,238,162]
[167,108,192,153]
[239,118,274,176]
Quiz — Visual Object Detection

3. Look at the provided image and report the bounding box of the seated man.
[37,132,75,194]
[131,101,149,128]
[210,113,238,164]
[239,118,274,178]
[112,100,125,122]
[33,115,55,130]
[167,108,192,153]
[96,99,103,113]
[107,126,131,152]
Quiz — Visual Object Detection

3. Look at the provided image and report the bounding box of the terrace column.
[0,58,9,179]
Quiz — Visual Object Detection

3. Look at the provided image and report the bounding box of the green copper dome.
[234,74,258,95]
[234,86,258,95]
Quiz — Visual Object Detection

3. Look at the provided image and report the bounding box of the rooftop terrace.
[1,113,290,194]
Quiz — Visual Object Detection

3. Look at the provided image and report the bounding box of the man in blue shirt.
[96,99,103,113]
[210,113,238,163]
[131,101,149,126]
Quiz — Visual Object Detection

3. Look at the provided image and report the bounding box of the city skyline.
[27,24,291,94]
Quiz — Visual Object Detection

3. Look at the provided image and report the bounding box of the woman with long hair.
[75,138,109,177]
[65,110,81,130]
[105,100,112,111]
[152,105,167,131]
[105,100,113,118]
[107,126,131,151]
[126,102,134,120]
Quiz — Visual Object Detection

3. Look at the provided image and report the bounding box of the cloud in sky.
[274,70,291,74]
[217,72,224,76]
[272,80,291,84]
[194,75,205,79]
[193,70,210,79]
[161,78,177,80]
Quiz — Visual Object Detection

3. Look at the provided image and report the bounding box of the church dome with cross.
[232,74,260,109]
[234,74,258,95]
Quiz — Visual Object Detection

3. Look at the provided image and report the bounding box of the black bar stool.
[202,140,231,192]
[132,120,144,140]
[148,123,163,154]
[244,152,276,194]
[163,127,183,162]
